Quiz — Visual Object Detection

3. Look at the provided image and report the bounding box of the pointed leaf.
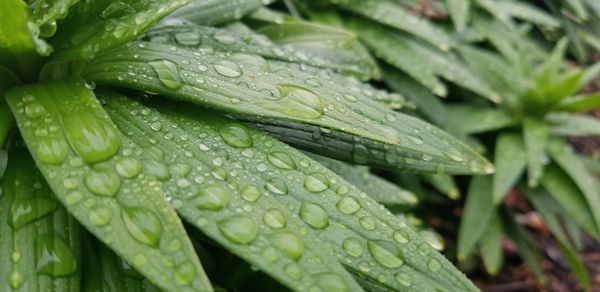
[479,213,503,275]
[445,0,470,32]
[523,118,549,187]
[5,78,211,291]
[457,176,495,261]
[557,92,600,112]
[502,209,546,283]
[422,174,460,200]
[493,133,526,204]
[166,0,274,26]
[547,113,600,136]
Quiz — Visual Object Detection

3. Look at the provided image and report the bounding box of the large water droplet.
[143,160,171,181]
[265,178,288,195]
[270,232,304,261]
[262,84,323,119]
[9,197,58,230]
[192,183,230,210]
[367,241,403,268]
[284,263,302,280]
[85,169,121,197]
[359,216,377,230]
[395,273,412,287]
[174,262,196,285]
[427,258,441,272]
[212,30,236,44]
[393,230,409,244]
[219,123,253,148]
[352,144,369,164]
[60,111,121,164]
[304,173,329,193]
[214,59,242,78]
[267,152,296,170]
[218,216,258,245]
[8,270,24,288]
[263,208,287,229]
[121,207,162,247]
[314,273,349,292]
[89,206,112,226]
[336,197,360,214]
[25,103,46,119]
[36,137,69,165]
[36,231,78,276]
[175,31,201,46]
[115,157,142,178]
[241,185,261,202]
[342,238,363,257]
[150,60,185,90]
[299,203,328,229]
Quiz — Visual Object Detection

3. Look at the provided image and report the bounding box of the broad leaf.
[493,133,526,204]
[166,0,274,26]
[6,78,211,291]
[457,176,495,261]
[33,0,79,38]
[83,42,491,175]
[0,149,81,291]
[103,92,479,292]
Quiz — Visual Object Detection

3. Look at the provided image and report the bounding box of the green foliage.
[0,0,598,291]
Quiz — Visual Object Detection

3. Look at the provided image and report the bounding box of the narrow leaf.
[479,212,503,275]
[166,0,274,26]
[457,176,495,261]
[557,92,600,112]
[493,133,526,204]
[6,78,212,291]
[447,105,515,136]
[547,112,600,136]
[523,118,549,187]
[422,174,460,200]
[502,209,546,283]
[445,0,470,32]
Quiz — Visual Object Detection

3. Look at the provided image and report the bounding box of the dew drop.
[395,273,412,287]
[36,231,78,276]
[336,197,361,214]
[212,31,236,44]
[89,206,112,226]
[284,263,302,280]
[175,31,201,46]
[143,160,171,181]
[427,258,441,272]
[393,230,409,244]
[218,216,258,245]
[304,173,329,193]
[174,262,196,285]
[36,137,69,165]
[359,216,377,230]
[214,59,243,78]
[219,123,253,148]
[314,273,349,292]
[192,183,230,210]
[121,207,162,247]
[85,169,121,197]
[265,178,288,195]
[263,208,287,229]
[241,185,261,202]
[60,112,121,164]
[149,60,185,90]
[265,84,323,119]
[299,203,329,229]
[25,103,46,118]
[342,238,363,257]
[352,144,369,164]
[9,197,58,230]
[267,152,296,170]
[8,270,24,288]
[115,157,142,178]
[367,241,403,268]
[270,232,304,261]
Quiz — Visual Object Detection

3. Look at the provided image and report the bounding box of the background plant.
[0,0,598,291]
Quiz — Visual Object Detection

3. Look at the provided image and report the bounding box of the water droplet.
[359,216,377,230]
[393,230,409,244]
[336,197,360,214]
[352,144,369,164]
[343,94,358,102]
[219,123,253,148]
[218,216,258,245]
[36,231,78,276]
[395,273,412,287]
[214,59,242,78]
[133,253,147,266]
[304,173,329,193]
[385,113,396,122]
[25,103,46,118]
[36,137,69,165]
[60,112,121,164]
[65,191,83,205]
[85,169,121,197]
[299,203,329,229]
[314,273,349,292]
[270,232,304,261]
[241,185,261,202]
[263,208,286,229]
[267,152,296,170]
[150,60,185,90]
[407,135,424,145]
[9,197,58,230]
[121,207,162,247]
[211,167,228,181]
[427,258,441,272]
[115,157,142,178]
[262,246,279,262]
[213,30,236,44]
[175,31,201,46]
[174,262,196,285]
[143,160,171,180]
[342,238,363,257]
[367,241,403,268]
[89,206,112,226]
[284,263,302,280]
[192,183,230,210]
[8,270,24,288]
[265,178,288,195]
[265,84,323,119]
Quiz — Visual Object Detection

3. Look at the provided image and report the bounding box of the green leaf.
[347,17,500,102]
[50,0,190,62]
[325,0,454,51]
[308,153,418,206]
[143,23,376,79]
[477,0,560,29]
[422,174,460,200]
[523,118,549,187]
[445,0,470,32]
[557,92,600,112]
[0,149,81,291]
[543,69,585,104]
[0,0,50,80]
[547,139,600,236]
[502,209,546,283]
[547,113,600,136]
[446,105,515,136]
[103,92,479,292]
[81,232,159,291]
[33,0,79,38]
[535,38,568,85]
[525,189,590,290]
[493,133,526,204]
[540,164,600,238]
[83,41,489,175]
[457,176,495,261]
[564,0,589,20]
[5,78,211,291]
[479,213,503,275]
[166,0,274,26]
